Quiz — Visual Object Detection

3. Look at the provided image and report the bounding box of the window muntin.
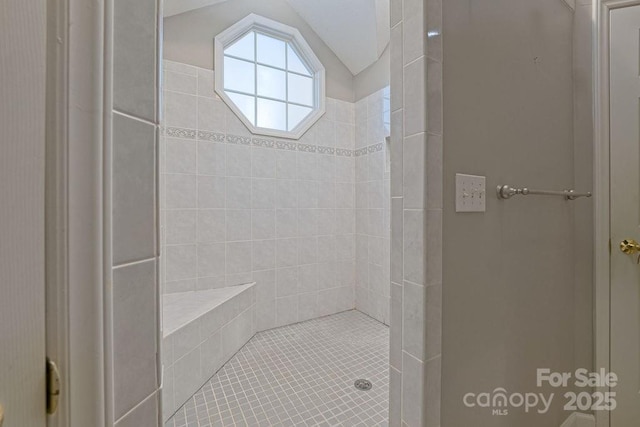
[222,30,315,132]
[215,14,325,139]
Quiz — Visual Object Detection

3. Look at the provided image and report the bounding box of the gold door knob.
[620,238,640,254]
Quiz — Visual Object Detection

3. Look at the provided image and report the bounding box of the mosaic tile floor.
[165,310,390,427]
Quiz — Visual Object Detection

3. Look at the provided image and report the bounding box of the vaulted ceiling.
[163,0,230,18]
[284,0,389,75]
[163,0,390,75]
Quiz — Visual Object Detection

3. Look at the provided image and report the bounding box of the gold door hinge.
[46,358,60,415]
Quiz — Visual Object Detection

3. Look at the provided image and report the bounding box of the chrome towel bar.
[496,185,592,200]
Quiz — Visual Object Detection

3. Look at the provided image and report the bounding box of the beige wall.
[163,0,356,102]
[163,0,390,103]
[442,0,592,425]
[354,44,391,101]
[572,0,594,375]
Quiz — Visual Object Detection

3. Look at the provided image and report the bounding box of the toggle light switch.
[456,173,486,212]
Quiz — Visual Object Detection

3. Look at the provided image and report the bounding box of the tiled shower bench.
[161,283,256,421]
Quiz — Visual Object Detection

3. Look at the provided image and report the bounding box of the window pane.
[288,105,312,131]
[257,65,286,101]
[287,44,311,76]
[224,56,255,94]
[225,31,255,61]
[227,92,255,125]
[287,73,314,106]
[257,98,286,130]
[256,33,286,68]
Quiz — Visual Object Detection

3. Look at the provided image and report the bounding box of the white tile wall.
[155,9,441,425]
[160,60,357,331]
[114,392,159,427]
[111,0,160,425]
[402,352,424,426]
[113,260,158,420]
[112,113,156,265]
[355,87,391,325]
[161,285,256,420]
[389,0,443,424]
[113,0,157,122]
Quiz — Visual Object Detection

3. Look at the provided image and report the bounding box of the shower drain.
[354,379,372,391]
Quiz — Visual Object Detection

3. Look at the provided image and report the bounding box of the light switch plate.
[456,173,486,212]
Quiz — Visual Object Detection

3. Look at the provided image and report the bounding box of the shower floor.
[165,310,390,427]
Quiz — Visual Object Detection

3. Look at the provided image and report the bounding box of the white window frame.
[214,13,326,140]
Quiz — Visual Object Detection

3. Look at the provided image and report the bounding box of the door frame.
[45,0,108,425]
[594,1,640,426]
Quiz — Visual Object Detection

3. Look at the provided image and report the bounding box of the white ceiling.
[164,0,231,18]
[285,0,389,75]
[163,0,390,76]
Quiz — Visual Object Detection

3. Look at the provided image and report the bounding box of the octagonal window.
[214,14,326,139]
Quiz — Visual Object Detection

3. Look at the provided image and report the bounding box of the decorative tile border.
[198,130,225,142]
[297,143,316,153]
[275,139,297,151]
[161,126,383,157]
[165,126,197,139]
[252,137,275,148]
[226,135,251,145]
[354,147,368,157]
[358,142,385,156]
[335,148,353,157]
[317,146,335,155]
